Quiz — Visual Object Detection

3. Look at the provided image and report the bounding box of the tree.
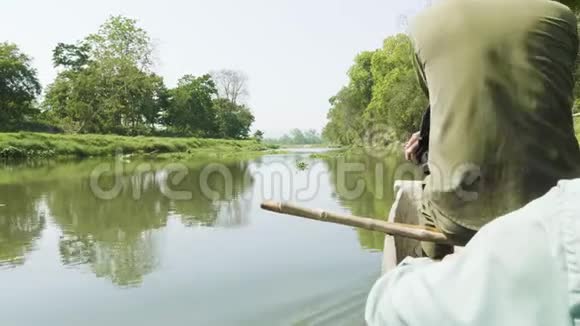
[86,15,153,71]
[253,130,264,142]
[323,86,368,145]
[323,35,427,145]
[304,129,321,143]
[44,16,166,134]
[45,56,166,134]
[289,129,306,144]
[164,74,218,136]
[43,16,258,138]
[211,69,248,104]
[266,129,323,145]
[365,34,426,139]
[213,98,254,139]
[52,42,91,71]
[323,51,375,145]
[0,43,41,130]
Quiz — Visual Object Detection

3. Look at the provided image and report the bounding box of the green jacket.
[411,0,580,230]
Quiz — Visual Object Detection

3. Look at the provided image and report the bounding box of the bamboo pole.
[261,201,453,245]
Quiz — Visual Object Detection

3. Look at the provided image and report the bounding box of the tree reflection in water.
[323,153,418,251]
[0,158,254,287]
[0,184,46,268]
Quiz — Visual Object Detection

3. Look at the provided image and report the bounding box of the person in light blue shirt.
[365,179,580,326]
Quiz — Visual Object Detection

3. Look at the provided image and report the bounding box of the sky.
[2,0,428,138]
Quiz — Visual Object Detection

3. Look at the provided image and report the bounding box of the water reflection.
[0,153,399,324]
[0,159,253,286]
[0,184,45,268]
[0,153,406,287]
[323,153,419,251]
[169,161,253,227]
[49,172,169,287]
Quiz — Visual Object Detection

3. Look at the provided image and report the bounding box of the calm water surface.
[0,150,405,325]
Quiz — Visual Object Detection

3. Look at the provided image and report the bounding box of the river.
[0,149,414,325]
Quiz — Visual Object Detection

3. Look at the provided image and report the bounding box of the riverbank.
[0,132,277,160]
[265,143,332,148]
[309,142,402,159]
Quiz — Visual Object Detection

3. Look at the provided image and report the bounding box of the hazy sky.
[2,0,427,137]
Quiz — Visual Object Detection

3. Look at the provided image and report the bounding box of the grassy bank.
[0,132,277,159]
[264,143,333,148]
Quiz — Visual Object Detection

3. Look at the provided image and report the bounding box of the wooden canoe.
[382,181,425,273]
[383,180,463,274]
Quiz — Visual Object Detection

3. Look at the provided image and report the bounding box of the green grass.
[0,132,278,159]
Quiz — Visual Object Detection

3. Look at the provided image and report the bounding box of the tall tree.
[211,69,248,104]
[44,16,166,134]
[269,129,323,145]
[213,98,255,139]
[323,51,375,145]
[366,34,427,139]
[323,35,427,145]
[164,74,218,136]
[52,42,91,71]
[0,43,41,130]
[86,15,153,71]
[253,130,264,142]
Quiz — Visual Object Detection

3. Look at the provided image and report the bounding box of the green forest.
[2,12,580,153]
[0,16,257,140]
[322,34,427,146]
[264,129,324,145]
[323,11,580,146]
